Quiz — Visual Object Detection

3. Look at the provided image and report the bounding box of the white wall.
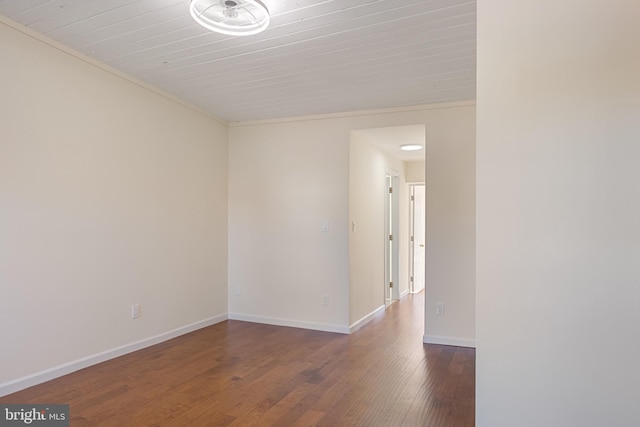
[227,119,351,332]
[228,103,475,343]
[423,107,476,347]
[476,1,640,426]
[0,19,228,393]
[349,132,408,326]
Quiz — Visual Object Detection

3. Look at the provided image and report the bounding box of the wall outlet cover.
[131,304,140,319]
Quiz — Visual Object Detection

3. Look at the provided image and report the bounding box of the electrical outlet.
[436,302,445,316]
[322,294,329,305]
[131,304,140,319]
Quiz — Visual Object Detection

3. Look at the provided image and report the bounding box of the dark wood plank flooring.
[1,293,475,426]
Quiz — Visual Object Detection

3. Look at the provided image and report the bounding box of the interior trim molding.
[349,305,385,334]
[229,312,349,334]
[423,334,476,348]
[0,314,228,397]
[228,100,476,127]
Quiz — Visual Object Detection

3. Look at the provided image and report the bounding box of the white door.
[410,185,425,293]
[385,174,400,305]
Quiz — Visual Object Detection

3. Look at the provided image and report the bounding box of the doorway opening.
[348,124,425,329]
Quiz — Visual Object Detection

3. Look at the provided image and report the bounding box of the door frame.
[409,183,426,294]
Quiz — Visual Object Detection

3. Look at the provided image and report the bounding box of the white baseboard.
[0,314,227,397]
[349,305,385,334]
[228,313,349,334]
[423,334,476,348]
[400,289,409,299]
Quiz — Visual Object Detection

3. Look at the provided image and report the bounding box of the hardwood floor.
[1,293,475,426]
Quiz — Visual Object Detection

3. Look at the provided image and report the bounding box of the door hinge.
[389,187,393,194]
[411,195,415,201]
[389,234,393,241]
[389,281,393,288]
[410,235,414,242]
[410,276,414,282]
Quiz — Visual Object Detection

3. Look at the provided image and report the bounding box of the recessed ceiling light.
[400,144,423,151]
[190,0,270,36]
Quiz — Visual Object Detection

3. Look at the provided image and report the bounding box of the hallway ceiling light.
[190,0,270,36]
[400,144,423,151]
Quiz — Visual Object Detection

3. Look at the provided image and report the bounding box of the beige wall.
[229,103,476,344]
[405,160,425,183]
[0,19,228,391]
[227,119,351,332]
[477,0,640,425]
[423,106,476,346]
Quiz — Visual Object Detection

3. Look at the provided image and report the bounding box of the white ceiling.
[0,0,476,123]
[354,124,426,161]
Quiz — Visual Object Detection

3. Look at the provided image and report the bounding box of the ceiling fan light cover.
[400,144,423,151]
[190,0,270,36]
